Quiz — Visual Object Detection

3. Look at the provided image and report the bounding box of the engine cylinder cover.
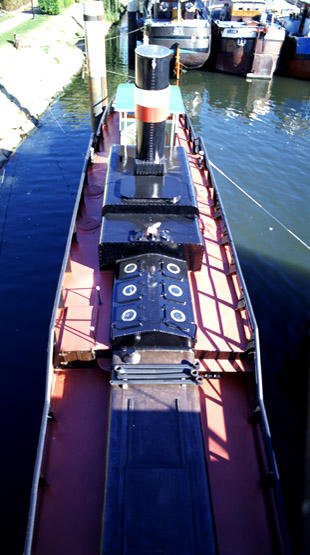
[110,253,196,350]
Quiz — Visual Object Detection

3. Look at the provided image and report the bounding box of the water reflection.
[104,19,134,98]
[58,74,91,119]
[180,70,310,138]
[180,71,274,119]
[244,79,272,118]
[270,77,310,136]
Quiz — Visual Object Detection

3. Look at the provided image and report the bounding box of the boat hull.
[278,35,310,79]
[211,33,255,74]
[145,21,211,68]
[211,21,285,77]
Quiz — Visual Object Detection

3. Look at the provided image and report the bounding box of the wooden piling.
[83,1,108,132]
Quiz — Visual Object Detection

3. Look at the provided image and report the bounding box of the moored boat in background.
[140,0,212,69]
[24,9,291,553]
[276,0,310,79]
[210,0,286,77]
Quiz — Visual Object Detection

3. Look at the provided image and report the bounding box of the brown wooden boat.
[24,44,291,554]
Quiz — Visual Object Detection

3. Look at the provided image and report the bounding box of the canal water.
[0,20,309,554]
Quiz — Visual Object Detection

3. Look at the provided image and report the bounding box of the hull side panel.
[31,112,121,553]
[146,24,211,68]
[212,35,255,74]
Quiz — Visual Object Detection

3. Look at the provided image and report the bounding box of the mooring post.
[83,1,108,133]
[128,0,137,70]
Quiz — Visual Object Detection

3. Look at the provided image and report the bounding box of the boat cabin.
[220,0,267,21]
[145,0,206,21]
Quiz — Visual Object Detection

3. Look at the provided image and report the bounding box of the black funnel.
[134,44,171,176]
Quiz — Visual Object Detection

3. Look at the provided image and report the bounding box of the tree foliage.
[0,0,27,11]
[103,0,121,22]
[0,0,123,19]
[38,0,74,15]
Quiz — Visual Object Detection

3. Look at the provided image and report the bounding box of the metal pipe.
[113,363,196,371]
[175,44,181,82]
[114,372,194,380]
[110,378,197,385]
[128,0,137,70]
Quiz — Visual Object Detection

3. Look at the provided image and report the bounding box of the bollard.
[14,34,21,49]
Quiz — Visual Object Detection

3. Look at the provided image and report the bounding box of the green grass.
[0,14,52,48]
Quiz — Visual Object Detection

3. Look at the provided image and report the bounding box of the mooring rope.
[105,26,141,41]
[48,108,90,158]
[106,69,133,80]
[210,160,310,251]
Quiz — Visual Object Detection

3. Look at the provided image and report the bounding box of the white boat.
[140,0,212,69]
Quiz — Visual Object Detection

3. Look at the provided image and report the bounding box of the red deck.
[31,111,279,554]
[176,123,252,360]
[33,365,111,554]
[200,374,275,554]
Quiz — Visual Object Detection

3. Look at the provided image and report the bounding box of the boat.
[265,0,301,18]
[276,0,310,79]
[210,0,286,78]
[139,0,212,69]
[24,42,291,554]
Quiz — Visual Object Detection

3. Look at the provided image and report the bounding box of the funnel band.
[135,104,168,124]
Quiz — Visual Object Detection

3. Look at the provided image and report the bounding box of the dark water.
[180,70,310,554]
[1,20,309,554]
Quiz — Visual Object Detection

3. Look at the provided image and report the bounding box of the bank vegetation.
[0,1,126,167]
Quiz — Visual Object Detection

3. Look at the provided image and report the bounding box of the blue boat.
[277,0,310,79]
